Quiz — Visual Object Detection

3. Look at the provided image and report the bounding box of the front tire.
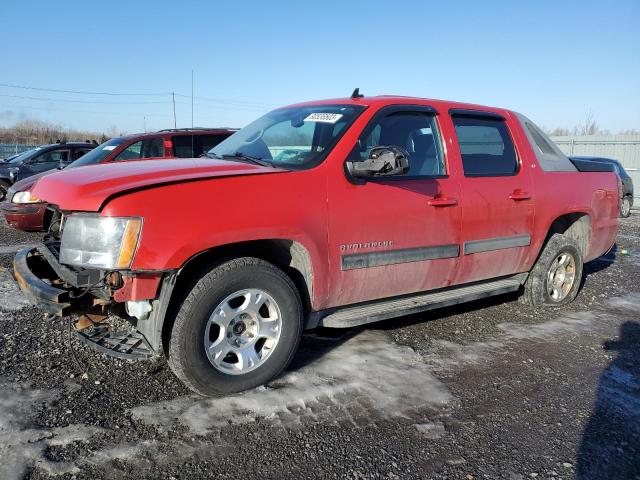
[620,196,632,218]
[168,257,303,396]
[0,180,10,202]
[521,234,583,307]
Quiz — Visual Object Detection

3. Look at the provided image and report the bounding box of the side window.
[172,135,193,158]
[525,122,558,158]
[114,138,164,161]
[73,149,91,160]
[452,116,518,176]
[33,149,69,163]
[350,111,445,177]
[194,134,228,156]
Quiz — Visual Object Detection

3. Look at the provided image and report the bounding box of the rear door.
[327,106,462,307]
[450,110,534,283]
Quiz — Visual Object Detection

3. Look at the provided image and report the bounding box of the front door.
[17,148,70,181]
[327,107,462,308]
[449,111,535,284]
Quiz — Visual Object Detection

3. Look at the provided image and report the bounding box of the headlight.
[12,191,41,204]
[60,214,143,269]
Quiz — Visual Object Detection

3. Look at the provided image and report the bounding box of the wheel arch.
[542,212,591,258]
[159,239,314,353]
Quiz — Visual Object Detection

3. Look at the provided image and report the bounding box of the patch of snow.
[131,330,453,434]
[0,381,102,480]
[414,421,446,439]
[0,267,31,311]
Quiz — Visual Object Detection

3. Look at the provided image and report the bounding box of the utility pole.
[172,92,177,129]
[143,116,147,132]
[191,69,194,128]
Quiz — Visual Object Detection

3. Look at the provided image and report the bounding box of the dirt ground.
[0,214,638,480]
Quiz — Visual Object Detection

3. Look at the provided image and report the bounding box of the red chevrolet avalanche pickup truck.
[13,94,619,396]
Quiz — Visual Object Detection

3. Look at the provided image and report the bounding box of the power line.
[0,93,171,105]
[0,103,171,117]
[0,82,170,96]
[1,82,282,108]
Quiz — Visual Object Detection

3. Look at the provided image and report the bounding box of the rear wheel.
[0,180,10,201]
[520,234,583,307]
[168,257,303,396]
[620,196,632,218]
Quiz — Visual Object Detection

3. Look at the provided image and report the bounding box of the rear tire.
[0,180,10,202]
[520,234,583,307]
[620,196,632,218]
[167,257,303,396]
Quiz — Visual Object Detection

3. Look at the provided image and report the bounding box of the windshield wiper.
[201,152,220,159]
[221,152,276,168]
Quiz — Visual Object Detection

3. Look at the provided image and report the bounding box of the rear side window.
[172,135,193,158]
[73,149,92,160]
[525,122,558,157]
[172,134,229,158]
[194,134,228,156]
[452,116,518,176]
[114,138,164,161]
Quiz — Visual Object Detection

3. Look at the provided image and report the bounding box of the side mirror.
[346,146,410,179]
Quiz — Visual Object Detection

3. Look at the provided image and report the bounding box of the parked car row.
[1,128,235,230]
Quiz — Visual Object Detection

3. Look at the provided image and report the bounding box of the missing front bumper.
[13,247,71,316]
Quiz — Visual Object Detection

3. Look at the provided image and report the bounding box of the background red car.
[1,127,236,231]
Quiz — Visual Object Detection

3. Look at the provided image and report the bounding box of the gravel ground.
[0,214,639,479]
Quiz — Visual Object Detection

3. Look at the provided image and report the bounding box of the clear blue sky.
[1,0,638,134]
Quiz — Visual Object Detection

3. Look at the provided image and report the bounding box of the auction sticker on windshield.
[304,113,343,123]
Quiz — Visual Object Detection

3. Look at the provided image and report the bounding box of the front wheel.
[0,180,10,201]
[620,196,632,218]
[168,257,303,396]
[520,234,583,307]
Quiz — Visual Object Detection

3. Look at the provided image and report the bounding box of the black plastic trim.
[449,108,506,120]
[341,244,459,270]
[463,235,531,254]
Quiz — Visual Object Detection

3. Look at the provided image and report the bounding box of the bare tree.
[0,119,114,145]
[578,109,600,136]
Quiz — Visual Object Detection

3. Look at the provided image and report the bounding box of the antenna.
[172,92,177,128]
[351,88,364,99]
[191,69,194,129]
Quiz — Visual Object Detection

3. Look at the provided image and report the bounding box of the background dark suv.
[0,141,96,200]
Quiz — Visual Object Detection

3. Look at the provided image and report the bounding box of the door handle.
[428,197,458,207]
[509,190,531,201]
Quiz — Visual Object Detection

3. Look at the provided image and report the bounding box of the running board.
[319,276,524,329]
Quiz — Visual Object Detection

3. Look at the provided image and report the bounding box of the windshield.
[68,137,126,168]
[8,147,40,164]
[209,104,365,170]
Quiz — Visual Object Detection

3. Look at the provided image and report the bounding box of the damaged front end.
[13,210,175,360]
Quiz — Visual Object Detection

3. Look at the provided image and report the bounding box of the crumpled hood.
[31,158,283,211]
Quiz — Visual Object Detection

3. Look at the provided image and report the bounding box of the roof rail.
[156,127,237,133]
